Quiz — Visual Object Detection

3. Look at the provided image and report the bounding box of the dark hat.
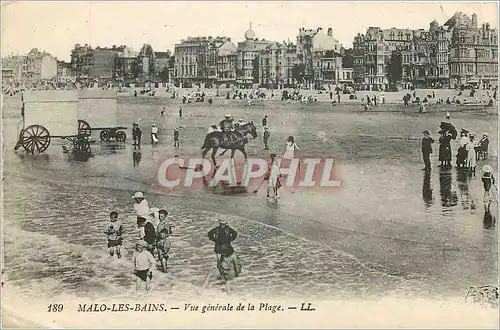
[422,130,430,135]
[270,153,276,157]
[158,209,168,216]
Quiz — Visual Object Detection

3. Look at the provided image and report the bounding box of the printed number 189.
[47,304,64,312]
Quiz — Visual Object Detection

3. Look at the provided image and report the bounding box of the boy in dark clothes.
[137,216,156,256]
[263,127,270,150]
[173,125,180,147]
[132,123,142,147]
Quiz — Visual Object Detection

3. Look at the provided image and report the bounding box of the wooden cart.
[14,90,91,154]
[77,89,127,142]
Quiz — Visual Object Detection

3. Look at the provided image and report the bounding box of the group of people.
[103,190,243,292]
[421,115,490,172]
[130,106,185,149]
[421,115,495,204]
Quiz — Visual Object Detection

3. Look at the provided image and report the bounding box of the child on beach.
[284,136,299,160]
[132,123,142,147]
[156,209,172,234]
[263,127,270,150]
[482,165,495,203]
[133,240,155,291]
[173,125,180,147]
[104,211,123,258]
[156,229,172,272]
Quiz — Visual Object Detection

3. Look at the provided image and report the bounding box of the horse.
[201,121,258,166]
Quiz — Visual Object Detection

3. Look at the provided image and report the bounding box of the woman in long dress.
[438,131,452,168]
[283,136,299,160]
[466,134,477,173]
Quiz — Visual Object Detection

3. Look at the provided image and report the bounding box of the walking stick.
[253,178,266,193]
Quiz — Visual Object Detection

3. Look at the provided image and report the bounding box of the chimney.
[472,13,478,28]
[327,28,333,36]
[486,23,490,30]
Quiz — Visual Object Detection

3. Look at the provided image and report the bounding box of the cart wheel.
[19,125,51,154]
[116,131,127,142]
[100,129,110,141]
[78,120,91,137]
[73,136,91,154]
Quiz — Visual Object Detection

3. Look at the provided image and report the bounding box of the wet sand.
[2,94,497,304]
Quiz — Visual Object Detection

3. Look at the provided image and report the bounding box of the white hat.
[151,124,156,127]
[482,165,493,173]
[133,191,144,199]
[136,240,148,247]
[225,113,231,117]
[483,132,488,137]
[218,218,228,224]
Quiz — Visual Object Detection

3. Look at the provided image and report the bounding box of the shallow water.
[2,96,498,300]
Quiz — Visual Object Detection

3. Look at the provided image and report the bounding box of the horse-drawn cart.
[14,90,92,154]
[77,89,127,142]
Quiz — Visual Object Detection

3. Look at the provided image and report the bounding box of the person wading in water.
[421,130,434,171]
[207,219,241,285]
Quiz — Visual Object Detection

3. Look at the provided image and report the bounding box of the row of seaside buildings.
[2,12,497,91]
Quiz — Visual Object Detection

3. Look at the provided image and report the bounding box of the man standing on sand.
[421,130,434,171]
[262,115,268,127]
[178,107,183,119]
[173,125,180,147]
[263,127,270,150]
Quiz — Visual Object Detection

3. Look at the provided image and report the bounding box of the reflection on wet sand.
[70,153,93,162]
[99,143,126,154]
[439,170,458,209]
[456,169,470,210]
[483,204,497,230]
[14,152,51,164]
[422,169,433,208]
[133,150,142,166]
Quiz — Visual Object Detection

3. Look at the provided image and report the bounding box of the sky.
[2,1,498,61]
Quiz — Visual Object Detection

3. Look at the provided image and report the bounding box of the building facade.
[296,27,341,85]
[136,44,156,83]
[174,36,228,87]
[353,27,414,90]
[217,39,237,86]
[70,44,94,81]
[446,12,498,87]
[154,51,172,82]
[57,60,73,82]
[236,24,272,87]
[258,42,296,88]
[313,49,342,87]
[1,48,57,84]
[411,23,452,88]
[116,46,139,84]
[90,47,117,80]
